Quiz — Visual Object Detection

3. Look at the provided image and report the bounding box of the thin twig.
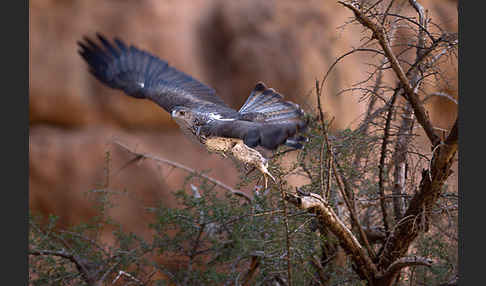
[279,184,292,286]
[339,1,441,146]
[183,222,206,285]
[112,270,143,285]
[422,92,458,105]
[241,256,262,286]
[58,230,109,257]
[331,159,376,260]
[318,45,380,98]
[377,91,398,232]
[378,255,433,282]
[29,249,95,284]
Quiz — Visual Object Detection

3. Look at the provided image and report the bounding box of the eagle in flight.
[78,33,308,184]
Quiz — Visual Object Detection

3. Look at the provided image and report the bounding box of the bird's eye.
[179,111,185,116]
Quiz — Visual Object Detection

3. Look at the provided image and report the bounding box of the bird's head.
[171,106,206,140]
[171,106,193,121]
[171,106,200,134]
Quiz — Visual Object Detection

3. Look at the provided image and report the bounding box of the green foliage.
[29,177,320,285]
[29,115,457,285]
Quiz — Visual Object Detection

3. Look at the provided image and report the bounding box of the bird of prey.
[78,33,308,185]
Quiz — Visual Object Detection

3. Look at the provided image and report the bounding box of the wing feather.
[238,82,307,128]
[79,35,308,150]
[202,82,308,150]
[78,33,229,112]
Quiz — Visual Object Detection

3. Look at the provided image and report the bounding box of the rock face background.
[29,0,457,246]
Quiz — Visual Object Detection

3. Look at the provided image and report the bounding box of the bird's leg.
[263,170,276,189]
[204,137,233,158]
[204,137,276,186]
[230,141,276,184]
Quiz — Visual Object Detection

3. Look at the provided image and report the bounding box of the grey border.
[3,0,28,283]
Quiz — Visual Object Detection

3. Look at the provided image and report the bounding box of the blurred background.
[29,0,457,245]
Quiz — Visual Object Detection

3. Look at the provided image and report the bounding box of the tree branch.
[113,140,252,203]
[390,0,427,223]
[377,91,398,232]
[332,159,376,260]
[241,256,262,286]
[29,249,96,284]
[284,192,378,282]
[423,92,458,105]
[391,103,414,221]
[279,184,293,286]
[338,1,441,146]
[378,118,457,270]
[377,256,433,285]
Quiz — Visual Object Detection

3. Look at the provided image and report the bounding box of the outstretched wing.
[238,82,306,127]
[202,82,308,150]
[78,33,229,112]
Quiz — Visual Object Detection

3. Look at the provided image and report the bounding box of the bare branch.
[332,158,376,260]
[423,92,458,105]
[338,1,441,146]
[184,222,206,285]
[362,226,386,244]
[387,255,433,272]
[383,13,436,42]
[113,140,252,203]
[112,270,144,285]
[377,91,398,232]
[438,274,458,286]
[284,192,378,281]
[377,255,433,284]
[318,45,382,97]
[378,118,457,269]
[29,249,96,284]
[391,104,414,221]
[241,256,262,286]
[58,230,109,257]
[279,183,293,286]
[310,254,329,283]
